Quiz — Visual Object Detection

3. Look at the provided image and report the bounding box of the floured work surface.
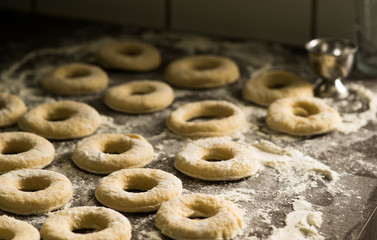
[1,30,377,240]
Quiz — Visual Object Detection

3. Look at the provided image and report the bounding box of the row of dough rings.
[155,193,243,240]
[95,168,182,212]
[0,132,55,173]
[266,97,342,136]
[97,41,161,72]
[73,133,154,174]
[41,63,109,95]
[41,206,132,240]
[0,215,40,240]
[104,80,174,114]
[18,100,101,140]
[0,92,27,128]
[165,55,240,88]
[0,169,72,215]
[166,100,246,137]
[242,70,313,107]
[174,138,260,181]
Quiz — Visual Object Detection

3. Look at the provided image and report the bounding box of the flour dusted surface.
[1,30,376,239]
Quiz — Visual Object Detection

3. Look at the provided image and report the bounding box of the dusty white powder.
[252,140,339,195]
[334,84,377,134]
[268,198,323,240]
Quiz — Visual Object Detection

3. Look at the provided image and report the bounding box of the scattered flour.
[252,140,339,195]
[333,84,377,134]
[268,198,323,240]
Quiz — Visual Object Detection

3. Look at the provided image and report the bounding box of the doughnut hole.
[266,77,293,89]
[0,139,33,155]
[0,228,15,240]
[187,116,224,123]
[123,175,159,193]
[119,46,143,57]
[292,101,320,117]
[0,99,6,110]
[130,85,155,95]
[44,107,77,122]
[185,201,219,220]
[17,175,51,192]
[65,68,91,79]
[99,139,133,154]
[193,59,220,71]
[185,104,234,123]
[70,213,108,234]
[201,146,235,162]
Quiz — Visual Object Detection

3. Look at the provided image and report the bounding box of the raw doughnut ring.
[266,97,342,136]
[165,55,240,88]
[155,193,243,240]
[73,133,154,174]
[242,70,313,106]
[95,168,182,212]
[166,100,245,137]
[0,132,55,173]
[18,100,101,139]
[97,41,161,72]
[0,92,27,128]
[0,169,72,215]
[0,215,40,240]
[104,80,174,114]
[41,63,109,95]
[175,138,260,181]
[41,206,132,240]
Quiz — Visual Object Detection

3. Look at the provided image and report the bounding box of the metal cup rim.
[305,38,358,56]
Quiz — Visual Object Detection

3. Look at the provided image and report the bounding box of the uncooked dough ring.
[166,100,245,137]
[95,168,182,212]
[97,41,161,72]
[73,133,154,174]
[40,206,131,240]
[266,97,342,136]
[165,55,240,88]
[0,132,55,173]
[0,169,72,215]
[18,100,101,139]
[242,70,313,106]
[155,193,243,240]
[174,138,260,181]
[41,63,109,95]
[0,215,40,240]
[104,80,174,113]
[0,92,27,128]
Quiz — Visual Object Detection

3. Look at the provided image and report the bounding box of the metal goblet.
[305,38,358,99]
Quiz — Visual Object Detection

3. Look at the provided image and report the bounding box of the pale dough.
[41,62,109,95]
[166,100,246,137]
[0,92,27,128]
[73,133,154,174]
[95,168,182,212]
[0,215,40,240]
[0,169,72,215]
[243,70,313,107]
[97,40,161,72]
[41,206,132,240]
[155,193,243,240]
[0,132,55,173]
[104,80,174,113]
[165,54,240,88]
[266,97,342,136]
[174,138,260,181]
[18,100,101,139]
